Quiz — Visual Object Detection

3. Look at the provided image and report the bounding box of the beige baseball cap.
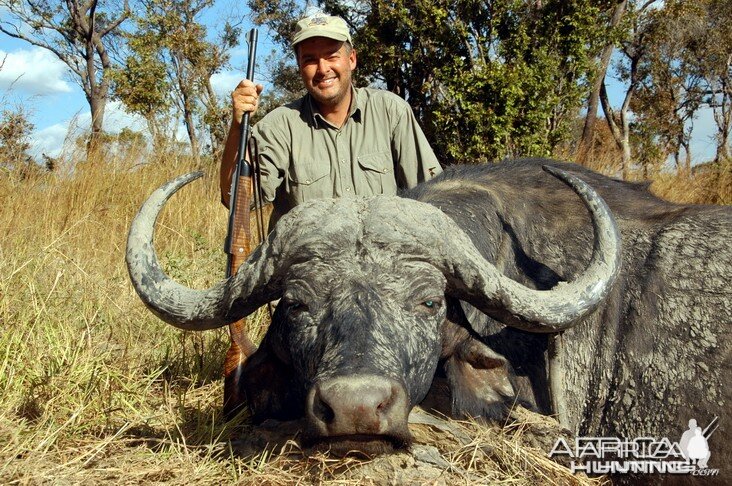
[291,13,352,48]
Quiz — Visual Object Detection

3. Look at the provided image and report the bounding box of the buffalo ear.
[439,302,516,420]
[444,338,516,420]
[242,342,301,423]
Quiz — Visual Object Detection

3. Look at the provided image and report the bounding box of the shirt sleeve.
[251,122,290,203]
[390,103,443,189]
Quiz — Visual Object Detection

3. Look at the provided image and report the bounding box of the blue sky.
[0,2,279,159]
[0,7,719,164]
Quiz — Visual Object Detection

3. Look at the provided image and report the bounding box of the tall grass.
[560,143,732,205]
[0,152,253,482]
[1,148,725,484]
[650,159,732,205]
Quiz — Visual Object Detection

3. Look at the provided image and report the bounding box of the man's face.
[297,37,357,109]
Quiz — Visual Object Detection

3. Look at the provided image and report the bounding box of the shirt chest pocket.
[357,152,397,196]
[286,158,331,204]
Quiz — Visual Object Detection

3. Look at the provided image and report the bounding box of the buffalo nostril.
[375,386,397,415]
[312,387,336,424]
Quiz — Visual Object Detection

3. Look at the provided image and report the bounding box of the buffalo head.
[126,167,621,455]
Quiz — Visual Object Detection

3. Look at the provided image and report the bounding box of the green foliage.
[626,1,702,172]
[616,0,731,172]
[111,0,241,158]
[110,35,170,122]
[251,0,612,164]
[0,107,40,177]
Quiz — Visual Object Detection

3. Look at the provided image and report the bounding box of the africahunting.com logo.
[549,417,720,476]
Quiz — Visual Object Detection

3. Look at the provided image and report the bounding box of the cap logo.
[308,15,328,26]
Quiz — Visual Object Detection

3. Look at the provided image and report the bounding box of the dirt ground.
[225,405,605,485]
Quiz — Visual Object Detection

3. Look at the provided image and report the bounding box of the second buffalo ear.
[439,302,516,420]
[444,337,516,420]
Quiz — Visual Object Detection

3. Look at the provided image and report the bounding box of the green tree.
[113,0,240,160]
[0,107,42,178]
[110,32,171,152]
[250,0,611,164]
[630,1,706,175]
[427,0,609,162]
[0,0,131,158]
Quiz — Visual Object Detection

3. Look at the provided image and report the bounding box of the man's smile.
[315,77,337,88]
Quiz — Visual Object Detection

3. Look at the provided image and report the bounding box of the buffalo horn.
[441,166,621,332]
[125,172,278,330]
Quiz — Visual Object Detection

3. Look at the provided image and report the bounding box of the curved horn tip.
[171,170,205,186]
[542,164,572,181]
[456,162,621,333]
[126,170,231,331]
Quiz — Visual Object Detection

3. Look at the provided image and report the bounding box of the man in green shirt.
[220,12,442,227]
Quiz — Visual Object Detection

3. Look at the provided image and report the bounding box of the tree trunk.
[173,53,200,161]
[84,11,103,161]
[674,149,681,173]
[621,132,631,179]
[713,80,731,162]
[675,137,692,176]
[145,113,166,154]
[182,95,200,161]
[716,108,731,161]
[87,90,107,158]
[204,79,226,156]
[719,140,731,161]
[599,80,631,177]
[578,0,627,163]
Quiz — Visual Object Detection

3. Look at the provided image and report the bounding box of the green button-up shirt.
[251,87,442,225]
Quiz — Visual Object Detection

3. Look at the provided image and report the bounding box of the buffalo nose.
[306,375,408,436]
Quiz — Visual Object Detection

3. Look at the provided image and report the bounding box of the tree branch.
[99,1,130,38]
[0,23,86,79]
[600,80,623,150]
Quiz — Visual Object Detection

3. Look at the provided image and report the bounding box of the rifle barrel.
[225,28,259,275]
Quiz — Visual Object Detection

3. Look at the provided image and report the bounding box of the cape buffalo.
[127,159,730,476]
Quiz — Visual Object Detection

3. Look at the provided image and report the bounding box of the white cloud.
[0,47,74,95]
[210,70,243,100]
[30,121,71,159]
[28,101,148,158]
[102,100,148,133]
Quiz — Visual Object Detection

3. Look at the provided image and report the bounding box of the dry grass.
[0,151,251,483]
[650,159,732,205]
[0,148,726,484]
[559,144,732,205]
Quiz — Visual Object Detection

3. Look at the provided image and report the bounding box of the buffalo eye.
[416,298,443,316]
[283,297,309,316]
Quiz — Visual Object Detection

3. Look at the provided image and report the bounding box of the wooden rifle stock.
[223,176,257,419]
[223,28,259,420]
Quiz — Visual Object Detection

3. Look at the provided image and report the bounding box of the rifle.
[223,28,260,420]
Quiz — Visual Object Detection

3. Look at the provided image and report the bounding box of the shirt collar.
[306,85,362,128]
